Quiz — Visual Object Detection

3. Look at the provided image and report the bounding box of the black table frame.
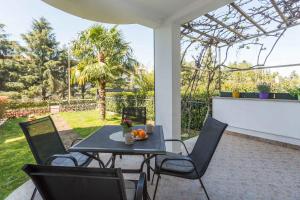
[69,125,166,180]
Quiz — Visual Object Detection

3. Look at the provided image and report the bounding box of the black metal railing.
[181,99,208,140]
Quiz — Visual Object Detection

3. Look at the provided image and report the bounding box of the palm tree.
[72,25,137,120]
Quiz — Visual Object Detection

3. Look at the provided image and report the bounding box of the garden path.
[51,114,80,148]
[0,118,7,127]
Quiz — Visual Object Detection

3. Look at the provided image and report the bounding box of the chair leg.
[153,175,161,200]
[199,178,210,200]
[95,153,102,168]
[143,175,151,200]
[151,172,156,185]
[31,187,37,200]
[111,154,116,168]
[146,154,151,181]
[147,192,151,200]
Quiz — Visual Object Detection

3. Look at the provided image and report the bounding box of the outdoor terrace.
[2,0,300,199]
[7,131,300,200]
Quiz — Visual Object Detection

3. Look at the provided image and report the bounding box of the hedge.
[3,92,207,136]
[181,100,208,131]
[3,92,155,119]
[6,99,98,110]
[106,96,154,120]
[7,101,49,110]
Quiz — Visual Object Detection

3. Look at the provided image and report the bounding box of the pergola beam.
[270,0,289,25]
[218,20,300,47]
[228,63,300,72]
[230,2,267,34]
[181,33,217,46]
[182,25,229,44]
[181,33,202,42]
[204,14,247,39]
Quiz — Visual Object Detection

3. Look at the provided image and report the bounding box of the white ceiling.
[42,0,232,28]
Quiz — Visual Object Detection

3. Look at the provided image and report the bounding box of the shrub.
[6,99,98,110]
[181,100,208,131]
[3,93,155,120]
[289,87,300,97]
[0,96,8,119]
[7,101,49,110]
[106,92,154,120]
[4,108,49,119]
[257,83,271,93]
[4,82,25,91]
[0,91,21,100]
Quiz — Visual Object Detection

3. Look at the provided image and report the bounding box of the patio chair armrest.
[164,139,190,155]
[70,138,83,147]
[139,154,156,172]
[135,172,147,200]
[45,154,78,166]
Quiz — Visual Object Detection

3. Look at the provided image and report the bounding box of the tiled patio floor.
[6,132,300,200]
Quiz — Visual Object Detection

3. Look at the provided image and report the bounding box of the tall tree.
[22,17,61,99]
[0,23,11,90]
[0,23,14,60]
[72,25,137,119]
[0,23,23,93]
[133,68,154,94]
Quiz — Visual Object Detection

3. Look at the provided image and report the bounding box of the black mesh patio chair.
[19,116,98,167]
[122,107,147,125]
[23,164,149,200]
[150,117,228,200]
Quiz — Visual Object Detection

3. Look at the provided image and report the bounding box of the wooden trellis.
[182,0,300,48]
[180,0,300,135]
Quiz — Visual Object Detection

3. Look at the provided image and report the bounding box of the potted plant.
[257,83,270,99]
[232,88,240,98]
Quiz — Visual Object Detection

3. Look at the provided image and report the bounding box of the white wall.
[154,23,181,152]
[213,97,300,146]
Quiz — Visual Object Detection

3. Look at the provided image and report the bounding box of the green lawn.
[59,110,121,138]
[0,110,121,199]
[0,117,34,200]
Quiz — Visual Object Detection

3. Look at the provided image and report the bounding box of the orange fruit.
[138,130,146,138]
[131,130,138,137]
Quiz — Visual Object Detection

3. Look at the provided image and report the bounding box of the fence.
[60,103,98,112]
[4,100,98,118]
[3,97,155,120]
[181,99,208,140]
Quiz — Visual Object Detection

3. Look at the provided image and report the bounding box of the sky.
[224,25,300,76]
[0,0,300,76]
[184,25,300,77]
[0,0,154,69]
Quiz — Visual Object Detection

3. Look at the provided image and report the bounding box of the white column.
[154,23,181,152]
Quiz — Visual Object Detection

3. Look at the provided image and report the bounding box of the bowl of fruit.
[131,129,148,141]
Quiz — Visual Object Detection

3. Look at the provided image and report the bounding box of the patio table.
[69,125,166,180]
